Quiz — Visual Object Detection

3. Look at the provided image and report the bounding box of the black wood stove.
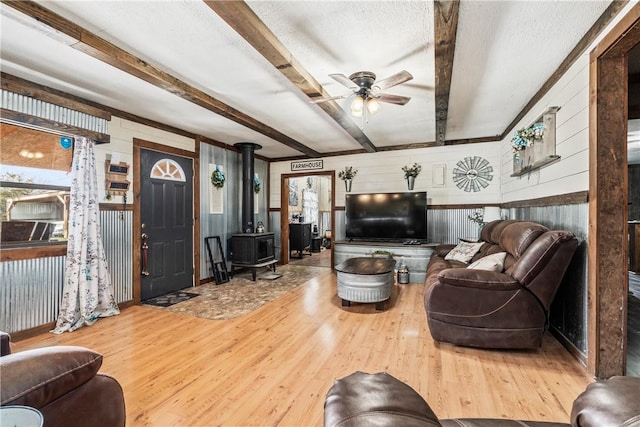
[230,143,276,280]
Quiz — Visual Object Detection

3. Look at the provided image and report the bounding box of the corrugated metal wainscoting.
[0,210,133,334]
[1,89,108,133]
[508,203,589,357]
[101,210,133,304]
[428,208,488,244]
[0,256,65,333]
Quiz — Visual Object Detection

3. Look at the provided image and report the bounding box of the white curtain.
[302,189,318,229]
[53,137,119,334]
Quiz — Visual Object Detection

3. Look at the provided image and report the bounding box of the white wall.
[500,1,639,202]
[500,54,590,202]
[270,141,502,207]
[96,117,194,204]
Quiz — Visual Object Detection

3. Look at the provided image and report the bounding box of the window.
[151,158,186,181]
[1,123,72,247]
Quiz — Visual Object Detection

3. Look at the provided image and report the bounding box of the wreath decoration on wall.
[211,165,225,189]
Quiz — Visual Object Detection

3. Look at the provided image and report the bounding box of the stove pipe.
[234,142,262,233]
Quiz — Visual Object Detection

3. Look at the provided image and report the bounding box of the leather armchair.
[424,220,578,349]
[0,331,125,427]
[324,371,640,427]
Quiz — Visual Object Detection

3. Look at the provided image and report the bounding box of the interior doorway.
[280,171,335,268]
[589,8,639,378]
[626,42,640,376]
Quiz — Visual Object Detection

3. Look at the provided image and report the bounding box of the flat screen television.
[345,191,427,242]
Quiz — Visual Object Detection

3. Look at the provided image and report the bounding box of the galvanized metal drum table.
[334,257,396,310]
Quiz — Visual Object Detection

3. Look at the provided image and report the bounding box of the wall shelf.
[510,155,561,177]
[512,106,560,176]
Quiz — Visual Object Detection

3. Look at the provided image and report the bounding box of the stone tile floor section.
[144,264,331,320]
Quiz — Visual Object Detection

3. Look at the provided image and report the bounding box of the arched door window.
[150,159,186,182]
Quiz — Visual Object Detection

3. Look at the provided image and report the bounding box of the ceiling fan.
[313,70,413,117]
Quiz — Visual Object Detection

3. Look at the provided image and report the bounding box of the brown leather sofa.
[0,331,126,427]
[424,220,578,349]
[324,371,640,427]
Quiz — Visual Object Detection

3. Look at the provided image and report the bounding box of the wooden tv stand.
[333,241,438,284]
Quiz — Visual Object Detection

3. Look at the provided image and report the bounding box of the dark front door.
[140,149,193,300]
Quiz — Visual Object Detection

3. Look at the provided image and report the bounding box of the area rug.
[143,291,199,307]
[146,264,331,320]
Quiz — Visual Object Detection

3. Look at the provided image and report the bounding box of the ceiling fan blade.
[310,93,352,104]
[373,70,413,91]
[377,93,411,105]
[329,73,358,89]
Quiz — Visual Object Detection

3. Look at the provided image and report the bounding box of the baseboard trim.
[550,326,587,369]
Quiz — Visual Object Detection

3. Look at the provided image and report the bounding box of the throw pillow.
[444,241,484,263]
[467,252,507,272]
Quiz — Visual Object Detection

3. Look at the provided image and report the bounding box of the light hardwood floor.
[14,270,594,426]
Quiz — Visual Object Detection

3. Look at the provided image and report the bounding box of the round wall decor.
[452,156,493,192]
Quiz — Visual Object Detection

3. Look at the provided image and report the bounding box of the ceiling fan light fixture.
[350,95,364,116]
[366,97,380,114]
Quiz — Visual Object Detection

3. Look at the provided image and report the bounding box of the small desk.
[335,257,395,310]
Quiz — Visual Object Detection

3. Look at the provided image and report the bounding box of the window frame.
[0,181,70,255]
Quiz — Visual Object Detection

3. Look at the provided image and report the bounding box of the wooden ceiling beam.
[1,0,320,158]
[204,0,377,154]
[433,0,459,146]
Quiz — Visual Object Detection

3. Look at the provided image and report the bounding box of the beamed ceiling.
[0,0,621,160]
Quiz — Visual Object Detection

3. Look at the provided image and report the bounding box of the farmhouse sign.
[291,160,323,171]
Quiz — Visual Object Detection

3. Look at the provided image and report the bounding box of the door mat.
[143,291,200,307]
[259,272,283,280]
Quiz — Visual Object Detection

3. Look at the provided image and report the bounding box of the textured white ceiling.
[248,1,435,146]
[447,0,611,140]
[0,0,614,159]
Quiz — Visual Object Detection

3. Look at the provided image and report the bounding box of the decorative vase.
[344,179,352,192]
[407,176,415,190]
[397,263,410,284]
